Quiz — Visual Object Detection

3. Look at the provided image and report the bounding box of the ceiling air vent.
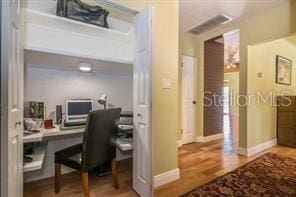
[187,14,232,35]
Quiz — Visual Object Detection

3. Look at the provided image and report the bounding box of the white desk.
[23,125,133,173]
[23,125,132,151]
[23,125,84,143]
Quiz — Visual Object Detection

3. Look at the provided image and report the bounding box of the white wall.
[25,67,133,120]
[24,66,133,182]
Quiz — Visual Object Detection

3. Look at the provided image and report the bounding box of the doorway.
[203,29,240,143]
[2,2,154,197]
[223,29,240,142]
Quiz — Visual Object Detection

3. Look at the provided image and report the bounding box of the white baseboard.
[177,140,183,147]
[238,138,277,156]
[196,133,224,143]
[154,168,180,188]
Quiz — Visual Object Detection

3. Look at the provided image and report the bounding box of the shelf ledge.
[25,8,134,41]
[25,45,133,65]
[23,145,46,173]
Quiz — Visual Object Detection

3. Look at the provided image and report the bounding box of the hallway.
[154,140,296,196]
[223,114,239,142]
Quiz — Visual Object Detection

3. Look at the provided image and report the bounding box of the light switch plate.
[257,72,263,78]
[162,79,171,89]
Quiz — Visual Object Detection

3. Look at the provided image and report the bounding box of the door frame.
[1,1,9,196]
[0,1,2,195]
[181,55,197,145]
[1,3,154,197]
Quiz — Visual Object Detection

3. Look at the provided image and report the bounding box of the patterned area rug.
[182,153,296,197]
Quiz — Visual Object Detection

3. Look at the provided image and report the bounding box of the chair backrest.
[81,108,121,171]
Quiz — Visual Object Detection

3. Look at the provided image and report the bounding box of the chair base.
[54,158,119,197]
[55,163,61,193]
[111,158,119,189]
[82,172,90,197]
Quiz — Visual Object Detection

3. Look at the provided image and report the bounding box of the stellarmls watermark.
[202,90,292,107]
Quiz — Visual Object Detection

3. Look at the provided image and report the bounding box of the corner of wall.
[238,138,277,156]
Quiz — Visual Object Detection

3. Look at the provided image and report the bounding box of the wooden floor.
[24,159,138,197]
[24,136,296,196]
[154,140,296,196]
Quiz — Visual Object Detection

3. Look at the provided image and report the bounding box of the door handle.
[193,101,197,104]
[137,114,143,118]
[15,121,22,127]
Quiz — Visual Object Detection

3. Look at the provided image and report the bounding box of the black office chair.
[54,108,121,197]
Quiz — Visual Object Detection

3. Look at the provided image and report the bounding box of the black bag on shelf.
[56,0,109,28]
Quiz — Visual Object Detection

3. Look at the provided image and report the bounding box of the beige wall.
[185,0,296,148]
[247,35,296,147]
[110,0,179,175]
[113,0,296,176]
[179,33,197,57]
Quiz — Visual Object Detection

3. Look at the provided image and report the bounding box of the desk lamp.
[98,94,107,109]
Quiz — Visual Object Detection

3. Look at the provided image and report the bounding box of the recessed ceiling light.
[78,62,93,73]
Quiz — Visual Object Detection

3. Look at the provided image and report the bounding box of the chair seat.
[55,143,83,171]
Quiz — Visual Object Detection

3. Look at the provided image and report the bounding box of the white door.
[181,56,196,144]
[133,6,153,197]
[1,0,24,196]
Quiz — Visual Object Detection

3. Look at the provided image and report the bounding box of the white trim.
[154,168,180,188]
[25,45,133,65]
[223,29,240,37]
[94,0,139,16]
[196,133,224,143]
[25,9,132,36]
[177,140,183,147]
[237,147,248,156]
[238,139,277,156]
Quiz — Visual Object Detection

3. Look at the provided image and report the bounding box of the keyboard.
[60,125,85,131]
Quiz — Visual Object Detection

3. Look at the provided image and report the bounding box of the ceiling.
[180,0,289,33]
[25,50,133,75]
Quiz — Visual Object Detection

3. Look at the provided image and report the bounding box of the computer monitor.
[65,100,93,124]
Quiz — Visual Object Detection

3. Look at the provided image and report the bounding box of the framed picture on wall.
[276,55,292,85]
